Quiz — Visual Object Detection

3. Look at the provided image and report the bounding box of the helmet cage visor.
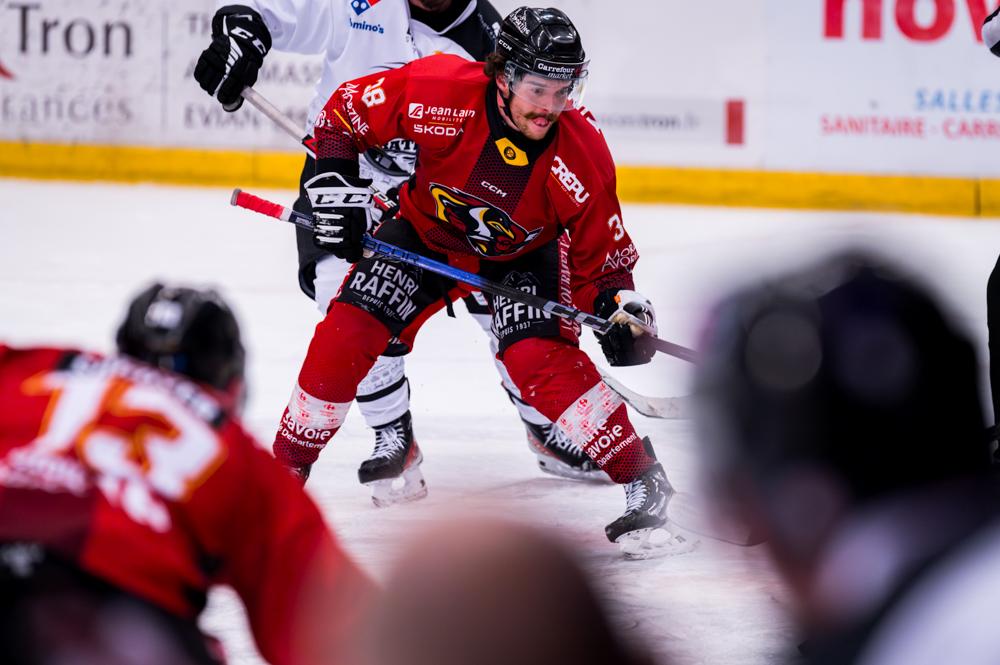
[502,59,589,114]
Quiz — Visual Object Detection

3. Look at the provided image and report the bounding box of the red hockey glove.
[594,289,657,366]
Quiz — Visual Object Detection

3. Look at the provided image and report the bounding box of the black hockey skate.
[358,411,427,508]
[288,463,311,484]
[605,443,695,559]
[276,459,312,484]
[524,421,609,482]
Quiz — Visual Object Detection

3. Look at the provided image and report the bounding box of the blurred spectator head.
[361,518,654,665]
[693,250,991,607]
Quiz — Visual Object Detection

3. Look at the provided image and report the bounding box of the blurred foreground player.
[271,6,689,557]
[0,284,373,665]
[193,0,602,494]
[694,250,999,665]
[363,517,657,665]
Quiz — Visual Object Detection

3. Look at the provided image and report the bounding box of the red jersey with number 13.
[0,344,372,665]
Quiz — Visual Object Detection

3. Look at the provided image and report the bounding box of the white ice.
[3,178,999,665]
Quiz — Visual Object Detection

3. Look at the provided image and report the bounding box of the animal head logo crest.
[429,183,541,257]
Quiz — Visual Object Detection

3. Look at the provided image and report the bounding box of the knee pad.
[298,303,391,401]
[503,337,602,422]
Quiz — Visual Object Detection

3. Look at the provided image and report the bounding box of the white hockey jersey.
[236,0,498,129]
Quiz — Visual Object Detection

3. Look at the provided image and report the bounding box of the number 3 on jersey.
[607,214,625,242]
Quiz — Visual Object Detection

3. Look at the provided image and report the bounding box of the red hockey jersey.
[0,345,372,665]
[315,54,639,311]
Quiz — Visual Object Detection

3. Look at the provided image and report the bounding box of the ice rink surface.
[3,177,1000,664]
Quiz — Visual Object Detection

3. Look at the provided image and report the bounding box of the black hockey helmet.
[495,7,588,80]
[694,250,990,508]
[493,7,589,114]
[116,283,246,399]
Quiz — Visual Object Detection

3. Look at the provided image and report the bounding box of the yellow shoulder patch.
[494,138,528,167]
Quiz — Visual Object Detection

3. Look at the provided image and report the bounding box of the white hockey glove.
[594,289,658,366]
[306,172,374,264]
[194,5,272,111]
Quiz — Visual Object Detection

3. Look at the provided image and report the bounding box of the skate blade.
[536,456,612,483]
[616,526,698,560]
[367,465,428,508]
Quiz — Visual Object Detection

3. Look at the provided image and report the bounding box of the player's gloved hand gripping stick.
[230,188,697,363]
[238,86,399,216]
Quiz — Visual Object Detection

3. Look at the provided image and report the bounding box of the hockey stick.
[596,368,691,419]
[238,87,399,214]
[242,87,316,157]
[235,87,697,362]
[230,188,698,362]
[667,492,765,547]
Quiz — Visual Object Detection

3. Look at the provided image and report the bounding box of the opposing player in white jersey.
[194,0,603,504]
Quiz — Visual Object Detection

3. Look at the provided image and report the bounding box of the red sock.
[503,338,655,483]
[274,303,392,468]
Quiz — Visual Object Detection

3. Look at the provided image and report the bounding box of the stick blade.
[668,492,765,547]
[599,370,691,420]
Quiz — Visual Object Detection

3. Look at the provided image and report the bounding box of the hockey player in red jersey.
[193,0,604,497]
[0,284,373,664]
[271,6,688,557]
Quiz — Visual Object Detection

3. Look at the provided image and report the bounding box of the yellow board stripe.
[1,141,998,217]
[617,166,1000,217]
[0,141,303,189]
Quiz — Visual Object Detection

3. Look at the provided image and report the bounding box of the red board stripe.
[726,99,745,146]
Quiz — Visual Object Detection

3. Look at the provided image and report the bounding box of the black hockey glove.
[306,172,374,263]
[194,5,272,111]
[594,289,657,366]
[985,6,1000,56]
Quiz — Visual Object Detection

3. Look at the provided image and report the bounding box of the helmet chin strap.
[496,75,521,128]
